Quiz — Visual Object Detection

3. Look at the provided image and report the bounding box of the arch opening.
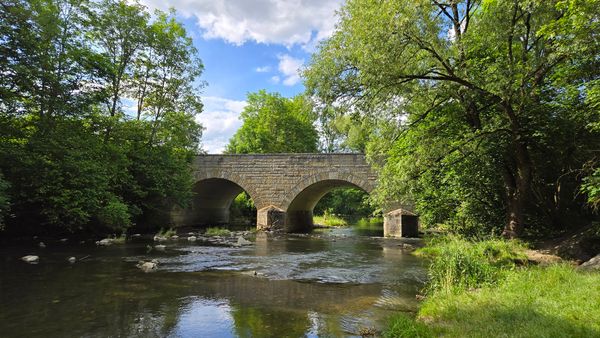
[172,178,256,228]
[285,179,375,233]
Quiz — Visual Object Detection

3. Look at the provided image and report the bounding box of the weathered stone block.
[257,205,286,232]
[384,209,419,238]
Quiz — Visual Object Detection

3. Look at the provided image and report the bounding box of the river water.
[0,226,426,337]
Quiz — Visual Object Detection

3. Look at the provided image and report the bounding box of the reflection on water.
[0,226,425,337]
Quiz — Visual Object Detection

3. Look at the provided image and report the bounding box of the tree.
[0,0,204,235]
[304,0,600,238]
[226,90,319,154]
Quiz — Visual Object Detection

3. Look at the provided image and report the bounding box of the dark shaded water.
[0,226,426,337]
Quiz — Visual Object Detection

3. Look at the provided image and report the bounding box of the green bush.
[96,197,131,231]
[416,236,527,294]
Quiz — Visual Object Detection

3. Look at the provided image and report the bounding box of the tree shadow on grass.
[430,303,600,338]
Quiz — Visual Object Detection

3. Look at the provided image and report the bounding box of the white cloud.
[255,66,271,73]
[270,75,280,84]
[198,96,247,153]
[277,54,304,86]
[139,0,343,48]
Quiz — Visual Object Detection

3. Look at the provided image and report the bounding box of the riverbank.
[383,235,600,337]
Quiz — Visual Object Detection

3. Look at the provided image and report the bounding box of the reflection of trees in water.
[231,306,310,338]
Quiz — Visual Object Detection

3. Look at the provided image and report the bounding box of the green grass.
[416,235,528,294]
[383,314,433,338]
[418,264,600,337]
[313,214,348,227]
[205,227,232,236]
[155,228,176,238]
[384,236,600,337]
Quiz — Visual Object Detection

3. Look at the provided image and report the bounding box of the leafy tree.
[0,0,204,235]
[226,90,319,154]
[304,0,600,238]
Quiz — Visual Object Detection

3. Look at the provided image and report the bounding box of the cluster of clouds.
[140,0,342,47]
[139,0,343,153]
[197,96,247,153]
[256,54,304,86]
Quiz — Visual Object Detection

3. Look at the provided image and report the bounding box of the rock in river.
[67,257,76,264]
[188,236,197,242]
[137,260,158,273]
[21,255,39,264]
[96,238,113,246]
[237,236,252,246]
[154,245,166,251]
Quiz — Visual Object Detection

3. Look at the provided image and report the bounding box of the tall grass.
[313,213,347,227]
[419,264,600,337]
[416,235,528,294]
[205,227,232,236]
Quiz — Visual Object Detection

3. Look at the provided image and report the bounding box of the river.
[0,225,426,337]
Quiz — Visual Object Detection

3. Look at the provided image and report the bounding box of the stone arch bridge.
[171,154,417,237]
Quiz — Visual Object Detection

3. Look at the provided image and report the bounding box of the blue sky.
[139,0,344,153]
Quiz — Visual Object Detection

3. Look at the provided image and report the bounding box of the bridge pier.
[285,210,314,233]
[383,209,419,237]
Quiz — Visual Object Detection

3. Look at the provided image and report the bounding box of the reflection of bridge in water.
[171,153,418,237]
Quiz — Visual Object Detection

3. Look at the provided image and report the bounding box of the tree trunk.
[501,103,533,239]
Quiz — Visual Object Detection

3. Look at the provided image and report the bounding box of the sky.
[138,0,345,153]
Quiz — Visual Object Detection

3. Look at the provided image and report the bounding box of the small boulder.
[153,235,168,242]
[237,236,252,246]
[154,245,166,251]
[131,234,142,238]
[188,236,197,242]
[59,238,68,243]
[579,254,600,271]
[38,242,46,248]
[137,261,158,273]
[67,256,76,264]
[21,255,39,264]
[96,238,113,246]
[171,235,179,240]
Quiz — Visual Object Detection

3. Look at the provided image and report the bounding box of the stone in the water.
[171,235,179,240]
[237,236,252,246]
[67,256,76,263]
[96,238,113,246]
[137,261,158,273]
[153,235,167,242]
[21,255,39,264]
[38,242,46,248]
[131,234,141,238]
[188,236,197,242]
[579,254,600,271]
[154,245,166,251]
[59,238,68,243]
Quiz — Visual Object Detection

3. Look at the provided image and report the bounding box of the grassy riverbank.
[384,236,600,337]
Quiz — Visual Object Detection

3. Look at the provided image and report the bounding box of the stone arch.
[171,174,260,227]
[281,171,376,232]
[281,171,375,211]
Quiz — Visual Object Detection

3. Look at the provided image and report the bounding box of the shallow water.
[0,226,426,337]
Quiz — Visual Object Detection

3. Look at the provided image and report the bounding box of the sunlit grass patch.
[419,264,600,337]
[416,235,528,294]
[205,227,232,236]
[313,214,348,227]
